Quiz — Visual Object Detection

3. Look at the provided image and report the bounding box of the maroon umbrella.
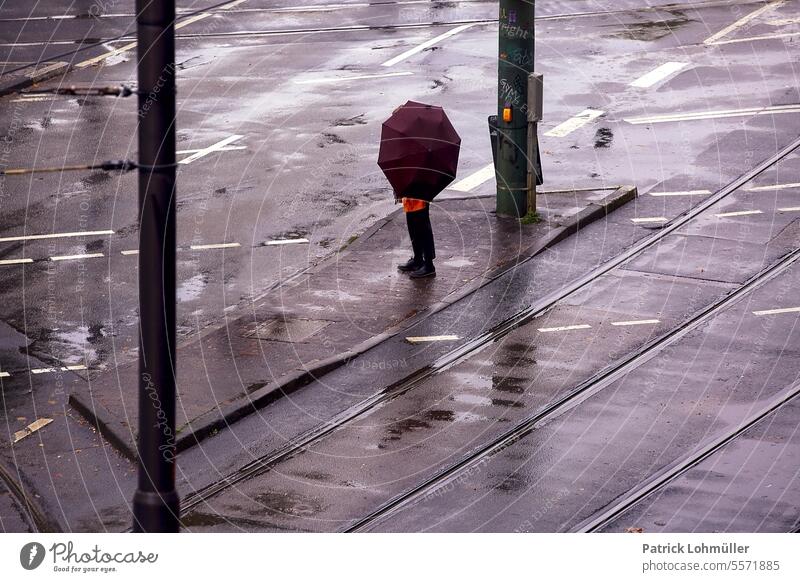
[378,100,461,202]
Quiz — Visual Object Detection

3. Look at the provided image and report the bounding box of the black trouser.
[406,205,435,264]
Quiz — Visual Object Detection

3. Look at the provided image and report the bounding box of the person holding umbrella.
[378,101,461,280]
[399,195,436,278]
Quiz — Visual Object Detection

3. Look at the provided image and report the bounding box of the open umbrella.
[378,100,461,202]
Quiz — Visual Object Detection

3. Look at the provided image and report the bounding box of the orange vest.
[402,197,427,213]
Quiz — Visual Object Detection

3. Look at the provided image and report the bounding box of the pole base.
[132,489,180,532]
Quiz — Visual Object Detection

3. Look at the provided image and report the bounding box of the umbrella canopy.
[378,100,461,202]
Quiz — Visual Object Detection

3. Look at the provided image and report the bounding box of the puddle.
[609,14,693,41]
[177,273,208,302]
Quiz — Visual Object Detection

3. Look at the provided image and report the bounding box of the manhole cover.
[244,318,332,343]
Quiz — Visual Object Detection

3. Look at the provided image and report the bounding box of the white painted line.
[0,258,33,266]
[747,182,800,191]
[544,109,604,137]
[0,372,10,378]
[264,238,310,246]
[631,217,668,224]
[0,229,113,244]
[381,23,478,67]
[189,242,241,250]
[778,206,800,212]
[537,324,592,333]
[61,365,87,372]
[120,250,139,256]
[12,417,53,443]
[294,71,413,84]
[11,95,52,103]
[176,145,246,155]
[611,319,661,327]
[76,41,138,68]
[630,62,688,88]
[405,335,460,343]
[625,104,800,125]
[703,0,784,45]
[179,135,244,165]
[715,209,763,218]
[649,189,711,197]
[448,163,495,192]
[50,253,104,262]
[753,306,800,316]
[709,31,799,46]
[30,367,57,374]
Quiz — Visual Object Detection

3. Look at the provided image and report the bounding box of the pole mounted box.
[527,72,543,122]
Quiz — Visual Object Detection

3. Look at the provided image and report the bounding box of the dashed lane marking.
[649,189,711,197]
[706,31,797,46]
[120,250,139,256]
[610,319,661,326]
[176,145,246,155]
[715,209,763,218]
[31,365,87,374]
[703,0,784,45]
[779,206,800,212]
[631,217,668,224]
[544,109,604,137]
[0,258,33,265]
[381,22,479,67]
[406,335,460,343]
[0,230,114,244]
[630,62,688,88]
[189,242,241,250]
[625,104,800,125]
[747,182,800,191]
[49,253,104,262]
[753,306,800,316]
[294,71,413,84]
[537,324,592,333]
[179,135,244,165]
[264,238,310,246]
[448,162,495,192]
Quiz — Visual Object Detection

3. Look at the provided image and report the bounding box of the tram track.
[0,458,60,533]
[1,0,758,74]
[572,377,800,533]
[181,134,800,519]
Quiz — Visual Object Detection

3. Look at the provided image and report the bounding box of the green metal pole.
[496,0,534,217]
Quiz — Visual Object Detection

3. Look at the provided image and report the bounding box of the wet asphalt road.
[1,0,800,531]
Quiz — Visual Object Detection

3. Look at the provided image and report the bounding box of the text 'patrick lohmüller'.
[643,543,749,555]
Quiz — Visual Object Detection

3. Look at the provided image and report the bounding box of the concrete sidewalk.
[70,185,636,458]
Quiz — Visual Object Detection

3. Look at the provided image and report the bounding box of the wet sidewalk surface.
[70,187,634,456]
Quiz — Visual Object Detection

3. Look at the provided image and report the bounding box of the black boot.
[398,257,423,272]
[410,261,436,279]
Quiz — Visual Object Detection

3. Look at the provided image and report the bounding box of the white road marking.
[381,23,478,67]
[62,365,87,372]
[0,258,33,266]
[30,367,57,374]
[0,372,9,378]
[649,189,711,197]
[630,62,688,88]
[179,135,244,165]
[753,306,800,316]
[50,253,104,262]
[709,31,799,46]
[537,324,592,333]
[715,209,763,218]
[448,162,495,192]
[778,206,800,212]
[189,242,241,250]
[747,182,800,191]
[11,95,52,103]
[13,418,53,443]
[264,238,310,246]
[611,319,661,327]
[294,71,413,84]
[631,217,668,224]
[0,229,114,244]
[120,250,139,256]
[176,145,246,154]
[703,0,784,45]
[625,104,800,125]
[544,109,604,137]
[405,335,460,343]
